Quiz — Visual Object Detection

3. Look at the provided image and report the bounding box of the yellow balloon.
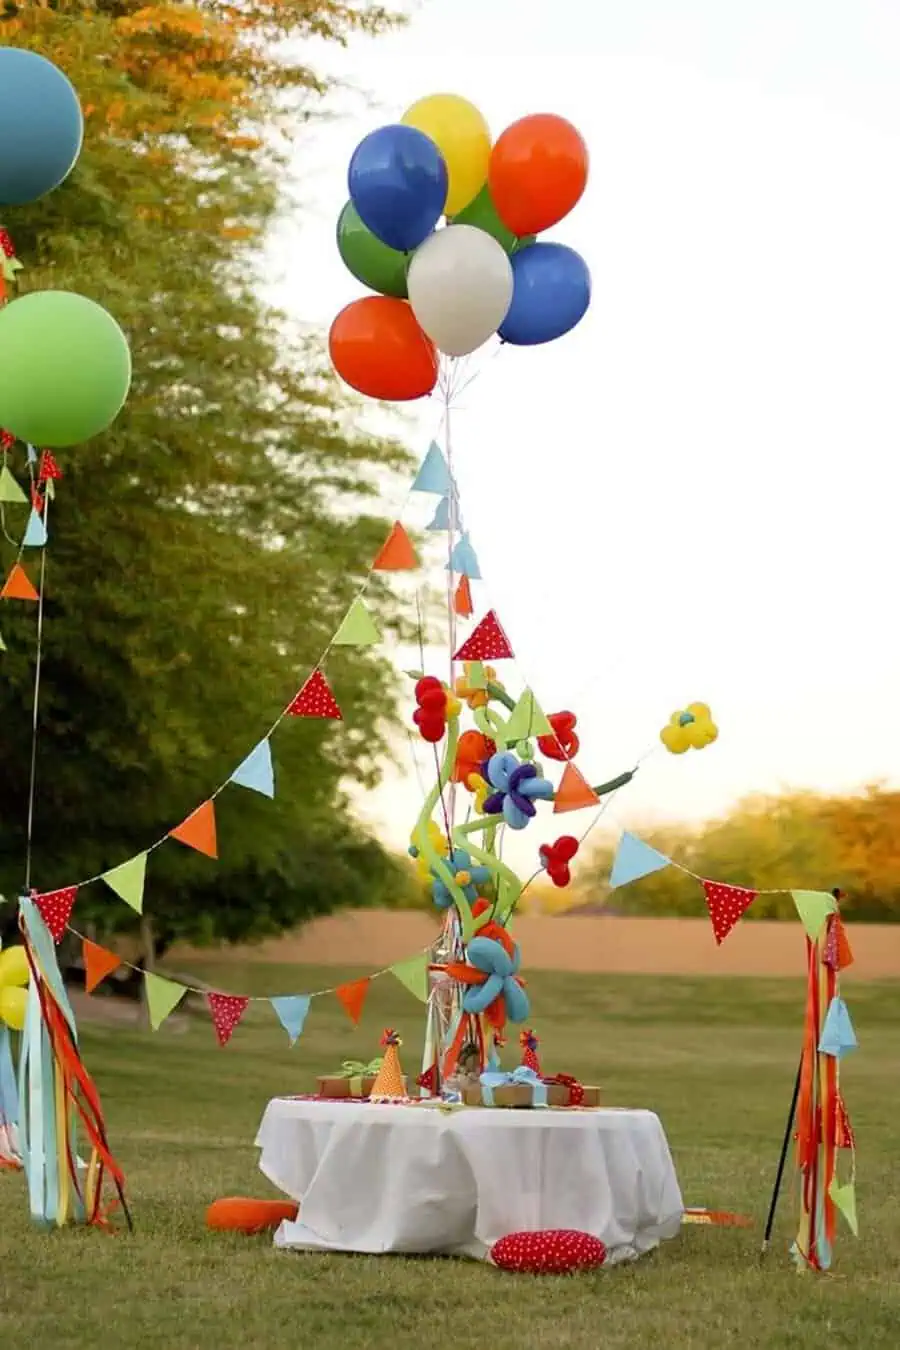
[402,94,491,217]
[0,944,29,990]
[0,984,28,1032]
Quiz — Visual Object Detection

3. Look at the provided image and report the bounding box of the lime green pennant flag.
[332,597,380,647]
[45,478,56,501]
[0,465,27,505]
[101,852,148,913]
[467,661,487,689]
[791,890,837,943]
[145,972,187,1031]
[504,689,553,743]
[0,631,5,652]
[390,952,429,1003]
[828,1178,858,1236]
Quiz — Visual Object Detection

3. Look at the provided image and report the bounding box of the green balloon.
[337,201,409,298]
[0,291,131,447]
[450,184,536,255]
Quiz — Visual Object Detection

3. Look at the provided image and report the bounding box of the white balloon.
[407,224,513,358]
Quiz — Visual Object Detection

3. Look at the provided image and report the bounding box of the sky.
[266,0,900,855]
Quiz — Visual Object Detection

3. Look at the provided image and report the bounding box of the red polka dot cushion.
[490,1229,607,1274]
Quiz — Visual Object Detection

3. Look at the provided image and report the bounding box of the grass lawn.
[0,966,898,1350]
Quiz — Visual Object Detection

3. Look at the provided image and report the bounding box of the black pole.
[759,1055,803,1260]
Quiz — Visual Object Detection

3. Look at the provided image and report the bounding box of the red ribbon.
[543,1073,585,1106]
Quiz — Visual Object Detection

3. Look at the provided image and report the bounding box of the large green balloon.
[337,201,410,298]
[0,291,131,447]
[450,184,536,255]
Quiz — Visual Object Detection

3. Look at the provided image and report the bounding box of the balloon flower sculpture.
[330,93,592,399]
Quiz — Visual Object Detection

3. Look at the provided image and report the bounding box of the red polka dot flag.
[207,992,250,1047]
[452,610,514,662]
[34,886,78,943]
[702,880,758,945]
[490,1229,607,1274]
[286,669,342,720]
[38,450,63,484]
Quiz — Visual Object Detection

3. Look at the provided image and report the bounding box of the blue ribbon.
[0,1024,18,1130]
[479,1066,547,1108]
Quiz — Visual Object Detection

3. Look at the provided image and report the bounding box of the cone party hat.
[370,1029,405,1100]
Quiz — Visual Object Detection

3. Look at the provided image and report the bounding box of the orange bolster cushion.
[206,1197,299,1235]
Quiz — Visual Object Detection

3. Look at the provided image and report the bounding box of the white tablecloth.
[256,1098,683,1263]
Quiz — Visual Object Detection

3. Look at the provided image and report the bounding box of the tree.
[579,786,900,921]
[0,0,419,952]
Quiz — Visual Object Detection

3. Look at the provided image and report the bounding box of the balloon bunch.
[330,95,591,401]
[0,48,132,448]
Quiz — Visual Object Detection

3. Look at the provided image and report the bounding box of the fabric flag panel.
[372,522,418,571]
[389,953,428,1003]
[230,739,275,798]
[453,610,513,661]
[553,763,599,815]
[504,689,553,743]
[608,832,670,889]
[448,533,481,580]
[792,890,838,943]
[1,563,39,601]
[145,973,187,1030]
[335,978,370,1025]
[411,441,450,495]
[101,851,147,913]
[82,940,121,995]
[34,886,78,943]
[332,597,380,647]
[702,880,758,945]
[22,509,47,548]
[818,997,858,1059]
[169,800,218,859]
[207,993,249,1047]
[270,995,311,1045]
[454,575,473,618]
[287,669,342,719]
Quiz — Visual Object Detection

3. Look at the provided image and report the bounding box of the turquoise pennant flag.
[230,739,275,799]
[412,441,450,495]
[270,996,311,1045]
[609,832,671,889]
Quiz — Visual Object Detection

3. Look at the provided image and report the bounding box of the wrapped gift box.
[461,1072,601,1109]
[317,1074,379,1099]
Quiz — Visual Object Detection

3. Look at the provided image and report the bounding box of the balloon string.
[24,490,49,893]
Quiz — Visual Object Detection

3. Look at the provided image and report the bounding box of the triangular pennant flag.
[30,485,44,515]
[828,1179,859,1237]
[823,914,854,971]
[372,522,418,572]
[335,977,370,1025]
[791,890,838,943]
[467,660,487,689]
[270,995,311,1045]
[448,533,481,580]
[0,631,5,652]
[287,669,342,719]
[230,739,275,798]
[1,563,39,602]
[609,831,670,888]
[836,1093,856,1150]
[207,992,249,1047]
[554,762,601,816]
[0,465,27,505]
[390,953,428,1003]
[45,477,55,501]
[22,508,47,548]
[332,597,380,647]
[145,972,187,1030]
[83,939,122,994]
[453,610,513,661]
[504,689,553,743]
[411,441,450,495]
[169,800,218,859]
[34,886,78,943]
[101,851,147,913]
[818,996,858,1058]
[427,495,452,531]
[453,575,473,618]
[38,450,63,483]
[702,880,758,945]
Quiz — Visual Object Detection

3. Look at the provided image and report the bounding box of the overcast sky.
[267,0,900,855]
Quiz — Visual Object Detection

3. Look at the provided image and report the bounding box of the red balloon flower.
[538,836,579,888]
[537,711,579,762]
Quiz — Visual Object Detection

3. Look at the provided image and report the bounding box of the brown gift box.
[316,1075,408,1100]
[461,1081,602,1109]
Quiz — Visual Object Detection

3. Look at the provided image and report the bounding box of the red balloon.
[329,296,438,401]
[488,114,588,237]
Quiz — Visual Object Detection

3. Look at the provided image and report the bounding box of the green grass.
[1,968,898,1349]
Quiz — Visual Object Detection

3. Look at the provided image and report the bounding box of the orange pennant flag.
[169,799,218,859]
[372,522,418,572]
[1,562,39,602]
[83,939,122,995]
[454,575,473,618]
[553,762,600,814]
[335,977,370,1026]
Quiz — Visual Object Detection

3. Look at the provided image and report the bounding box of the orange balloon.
[488,114,588,237]
[329,297,438,402]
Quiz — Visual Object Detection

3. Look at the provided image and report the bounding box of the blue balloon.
[0,49,83,207]
[498,243,591,347]
[348,125,448,253]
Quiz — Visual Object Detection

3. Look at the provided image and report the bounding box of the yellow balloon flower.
[660,703,718,754]
[410,819,450,880]
[454,663,498,710]
[0,944,29,1032]
[401,93,491,216]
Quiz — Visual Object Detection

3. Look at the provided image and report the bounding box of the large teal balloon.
[336,201,409,298]
[0,292,131,447]
[0,49,83,206]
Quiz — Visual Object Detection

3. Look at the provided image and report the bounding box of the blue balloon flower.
[431,848,492,910]
[499,243,591,347]
[348,125,448,253]
[461,936,530,1024]
[481,751,554,830]
[0,50,83,207]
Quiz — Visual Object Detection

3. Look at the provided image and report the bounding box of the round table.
[256,1098,683,1263]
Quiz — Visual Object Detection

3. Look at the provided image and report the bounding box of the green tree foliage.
[581,786,900,922]
[0,0,422,949]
